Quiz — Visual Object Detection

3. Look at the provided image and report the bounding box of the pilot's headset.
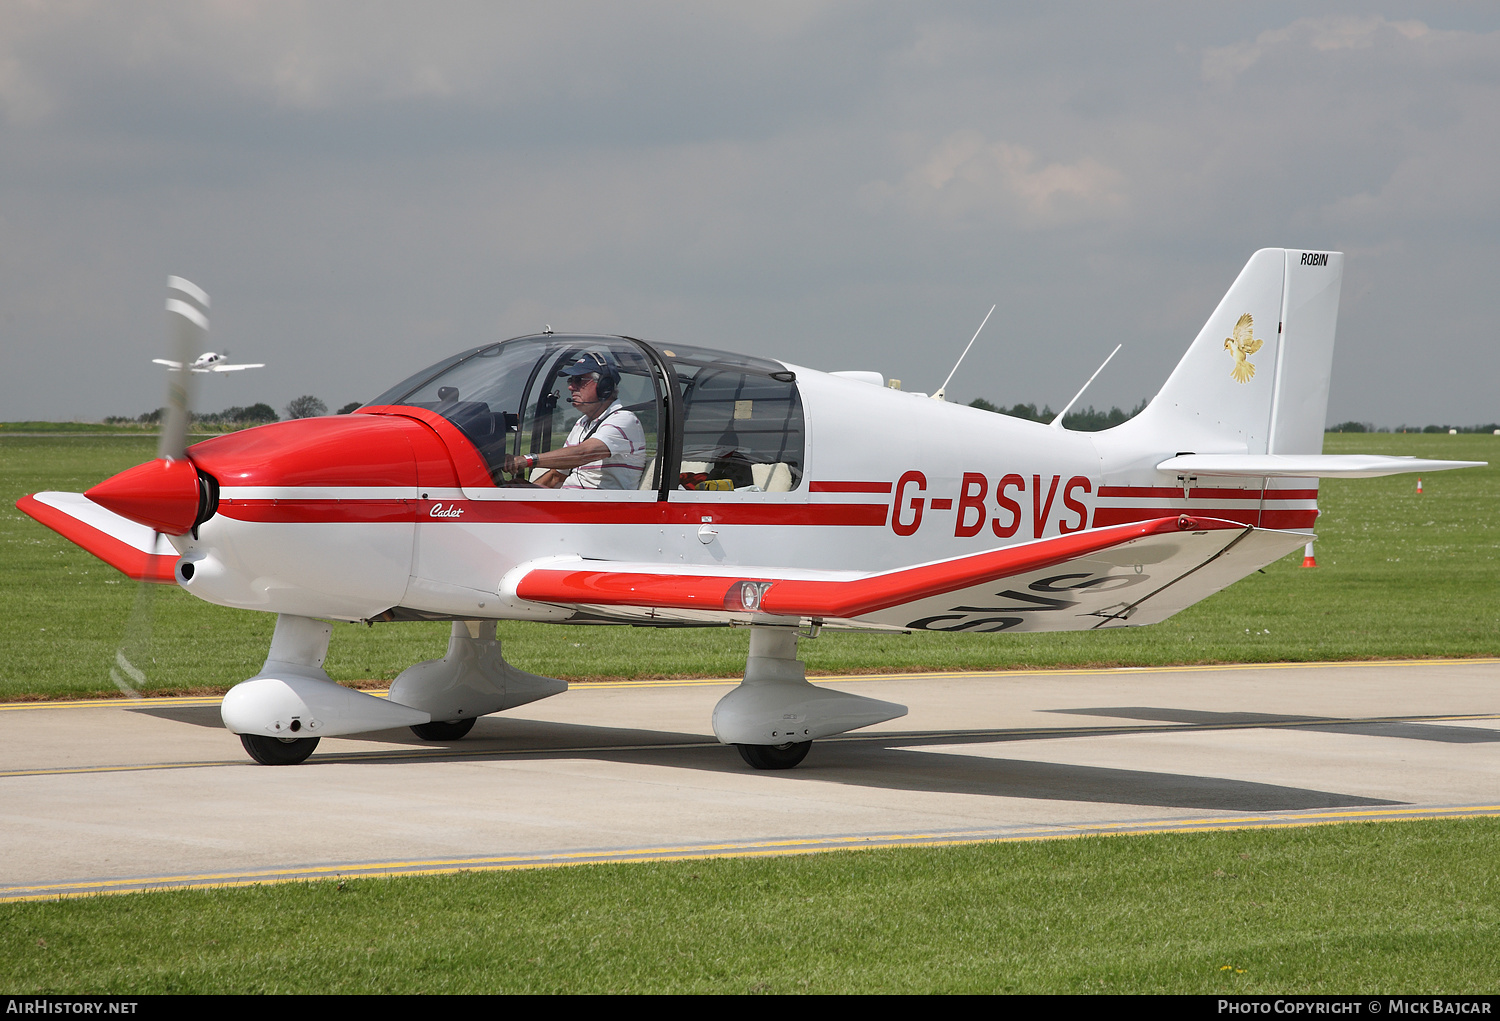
[564,351,621,400]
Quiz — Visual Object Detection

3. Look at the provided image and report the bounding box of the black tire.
[410,718,477,741]
[735,741,811,770]
[240,733,320,765]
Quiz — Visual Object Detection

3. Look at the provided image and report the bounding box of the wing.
[207,362,265,372]
[508,516,1310,632]
[16,492,179,583]
[151,359,184,370]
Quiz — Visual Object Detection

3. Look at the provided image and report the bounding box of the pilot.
[503,352,647,490]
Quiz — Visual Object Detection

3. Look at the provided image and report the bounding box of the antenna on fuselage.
[1049,343,1122,428]
[932,304,996,402]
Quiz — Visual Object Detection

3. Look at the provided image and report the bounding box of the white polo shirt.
[560,401,648,490]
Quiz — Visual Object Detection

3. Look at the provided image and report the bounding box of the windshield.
[370,336,663,488]
[370,334,803,493]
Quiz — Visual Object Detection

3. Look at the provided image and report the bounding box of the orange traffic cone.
[1301,541,1317,568]
[1416,477,1423,494]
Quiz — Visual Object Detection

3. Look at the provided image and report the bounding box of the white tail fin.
[1133,249,1343,455]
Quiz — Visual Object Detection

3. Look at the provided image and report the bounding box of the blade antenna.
[1050,343,1122,428]
[160,276,208,460]
[932,304,996,402]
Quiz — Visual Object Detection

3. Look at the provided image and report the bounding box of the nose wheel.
[735,741,811,770]
[240,734,320,765]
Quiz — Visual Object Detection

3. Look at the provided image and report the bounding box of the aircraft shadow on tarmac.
[125,703,225,728]
[121,702,1428,811]
[113,706,1405,814]
[1045,707,1500,744]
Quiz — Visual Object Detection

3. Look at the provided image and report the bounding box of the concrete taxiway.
[2,659,1497,900]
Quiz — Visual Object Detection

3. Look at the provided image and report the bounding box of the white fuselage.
[169,366,1314,624]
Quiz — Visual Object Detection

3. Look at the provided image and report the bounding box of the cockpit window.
[516,341,663,491]
[377,340,549,474]
[660,346,804,492]
[369,335,802,494]
[373,336,664,490]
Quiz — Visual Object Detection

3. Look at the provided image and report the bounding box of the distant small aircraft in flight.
[153,351,264,373]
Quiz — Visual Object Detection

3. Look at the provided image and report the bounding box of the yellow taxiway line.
[2,803,1496,902]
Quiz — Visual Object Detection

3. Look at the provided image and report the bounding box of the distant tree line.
[202,403,281,424]
[1331,420,1500,434]
[967,398,1148,432]
[104,397,365,429]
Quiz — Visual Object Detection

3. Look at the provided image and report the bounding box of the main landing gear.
[735,740,811,770]
[410,718,477,741]
[713,626,907,770]
[390,620,564,743]
[240,734,320,766]
[221,617,905,772]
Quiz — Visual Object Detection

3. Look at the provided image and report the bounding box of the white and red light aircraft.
[153,352,265,373]
[18,250,1484,768]
[149,280,264,375]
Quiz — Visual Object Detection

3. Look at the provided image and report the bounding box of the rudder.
[1269,249,1343,454]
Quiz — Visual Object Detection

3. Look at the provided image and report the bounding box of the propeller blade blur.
[159,276,208,460]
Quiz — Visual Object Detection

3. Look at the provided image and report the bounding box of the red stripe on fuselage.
[810,481,894,493]
[212,497,890,527]
[1092,506,1317,529]
[215,499,419,524]
[1097,486,1319,500]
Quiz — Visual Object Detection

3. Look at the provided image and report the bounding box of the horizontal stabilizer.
[1158,454,1485,479]
[16,492,179,583]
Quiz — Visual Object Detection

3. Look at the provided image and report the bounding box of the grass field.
[1,432,1495,699]
[2,819,1497,993]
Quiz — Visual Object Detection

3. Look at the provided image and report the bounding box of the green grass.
[2,433,1496,699]
[2,818,1496,993]
[3,435,1495,994]
[0,422,264,435]
[0,422,156,434]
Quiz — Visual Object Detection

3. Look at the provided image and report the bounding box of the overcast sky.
[2,2,1496,426]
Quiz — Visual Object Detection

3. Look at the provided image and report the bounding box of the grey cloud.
[0,4,1496,427]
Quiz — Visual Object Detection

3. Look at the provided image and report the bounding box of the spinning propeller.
[94,277,214,695]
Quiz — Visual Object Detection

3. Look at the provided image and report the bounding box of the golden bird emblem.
[1223,312,1263,383]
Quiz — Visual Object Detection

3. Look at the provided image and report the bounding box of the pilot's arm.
[503,438,611,486]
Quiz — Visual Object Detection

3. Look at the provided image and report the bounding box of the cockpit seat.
[752,462,794,493]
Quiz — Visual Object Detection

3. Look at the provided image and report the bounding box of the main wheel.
[410,718,477,741]
[735,740,812,770]
[240,733,320,765]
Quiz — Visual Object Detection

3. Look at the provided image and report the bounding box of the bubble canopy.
[366,334,805,494]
